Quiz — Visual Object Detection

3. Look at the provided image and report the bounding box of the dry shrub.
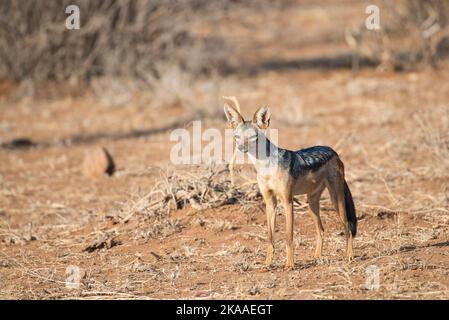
[0,0,230,87]
[346,0,449,70]
[0,0,290,106]
[121,166,260,221]
[161,167,261,210]
[118,166,261,239]
[414,107,449,175]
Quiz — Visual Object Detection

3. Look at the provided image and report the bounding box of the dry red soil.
[1,1,448,299]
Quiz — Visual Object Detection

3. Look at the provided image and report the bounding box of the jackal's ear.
[223,103,244,129]
[253,106,270,129]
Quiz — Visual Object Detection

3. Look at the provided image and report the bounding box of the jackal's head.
[223,98,270,154]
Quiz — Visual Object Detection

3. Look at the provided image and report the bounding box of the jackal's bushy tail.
[344,180,357,237]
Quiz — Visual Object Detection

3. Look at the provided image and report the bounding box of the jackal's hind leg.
[307,192,324,259]
[326,177,354,261]
[337,191,354,261]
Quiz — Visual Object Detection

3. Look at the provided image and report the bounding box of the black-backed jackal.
[223,100,357,270]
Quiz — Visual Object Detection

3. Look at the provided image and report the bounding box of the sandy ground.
[1,1,448,299]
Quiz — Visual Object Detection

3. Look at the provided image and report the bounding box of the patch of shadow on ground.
[0,110,215,151]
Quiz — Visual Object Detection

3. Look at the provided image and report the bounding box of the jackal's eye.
[234,134,241,140]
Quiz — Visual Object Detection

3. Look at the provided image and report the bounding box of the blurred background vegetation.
[0,0,448,101]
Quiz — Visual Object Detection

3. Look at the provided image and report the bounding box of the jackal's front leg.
[262,190,276,266]
[282,197,294,270]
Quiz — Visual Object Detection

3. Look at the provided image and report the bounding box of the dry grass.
[415,107,449,175]
[119,166,261,223]
[1,1,449,300]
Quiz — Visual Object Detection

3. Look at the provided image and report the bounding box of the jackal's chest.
[256,166,292,194]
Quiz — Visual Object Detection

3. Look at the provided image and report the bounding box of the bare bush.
[116,166,262,241]
[415,108,449,175]
[346,0,449,70]
[120,166,261,223]
[0,0,231,86]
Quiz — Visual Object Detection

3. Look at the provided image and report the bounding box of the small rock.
[82,147,115,179]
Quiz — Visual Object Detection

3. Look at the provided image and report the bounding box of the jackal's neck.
[247,134,281,169]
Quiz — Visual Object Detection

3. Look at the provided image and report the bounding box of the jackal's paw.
[261,264,275,273]
[264,257,273,266]
[265,246,274,266]
[284,260,294,271]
